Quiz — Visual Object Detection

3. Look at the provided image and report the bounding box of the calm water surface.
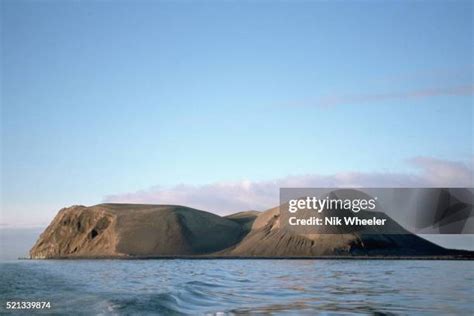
[0,260,473,315]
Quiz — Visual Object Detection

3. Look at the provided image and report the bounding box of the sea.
[0,259,473,315]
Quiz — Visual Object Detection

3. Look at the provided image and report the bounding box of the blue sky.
[1,0,473,226]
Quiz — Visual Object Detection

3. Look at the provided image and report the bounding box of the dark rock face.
[30,203,472,259]
[30,206,117,259]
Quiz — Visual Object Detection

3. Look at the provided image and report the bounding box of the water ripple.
[0,260,473,315]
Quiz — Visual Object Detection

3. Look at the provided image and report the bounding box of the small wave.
[107,293,182,314]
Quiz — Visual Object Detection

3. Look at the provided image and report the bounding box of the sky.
[1,0,473,227]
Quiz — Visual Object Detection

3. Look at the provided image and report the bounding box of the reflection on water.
[1,260,473,314]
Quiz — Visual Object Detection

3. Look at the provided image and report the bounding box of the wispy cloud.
[377,65,474,85]
[315,84,474,107]
[284,65,474,108]
[104,157,474,215]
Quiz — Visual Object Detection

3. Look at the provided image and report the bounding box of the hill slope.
[30,204,243,258]
[224,206,456,257]
[224,210,260,234]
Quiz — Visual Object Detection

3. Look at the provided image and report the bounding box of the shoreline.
[20,255,474,261]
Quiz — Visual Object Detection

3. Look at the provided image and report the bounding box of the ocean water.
[0,260,473,315]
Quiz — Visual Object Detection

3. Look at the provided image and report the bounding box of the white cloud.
[103,157,474,215]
